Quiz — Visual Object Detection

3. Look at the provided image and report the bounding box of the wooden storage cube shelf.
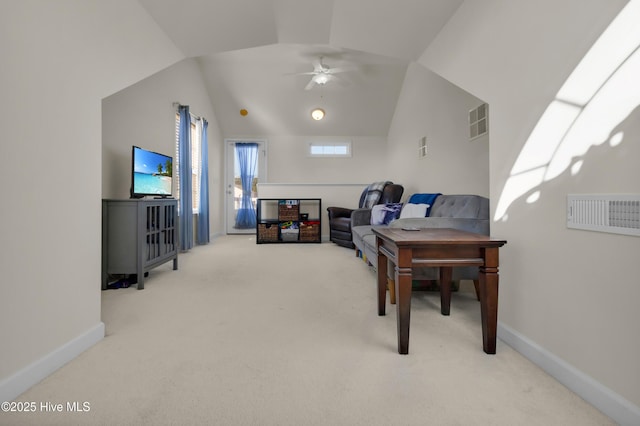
[257,198,321,244]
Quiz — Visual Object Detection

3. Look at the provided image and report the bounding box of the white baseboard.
[498,322,640,426]
[0,322,105,403]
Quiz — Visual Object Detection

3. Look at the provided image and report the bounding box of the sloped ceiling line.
[136,0,464,136]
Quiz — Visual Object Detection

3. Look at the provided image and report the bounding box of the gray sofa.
[351,194,490,282]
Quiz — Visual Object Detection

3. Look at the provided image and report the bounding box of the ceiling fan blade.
[310,60,321,72]
[324,74,349,87]
[327,65,358,74]
[332,74,350,87]
[326,67,345,74]
[304,79,317,91]
[292,71,317,76]
[284,71,315,77]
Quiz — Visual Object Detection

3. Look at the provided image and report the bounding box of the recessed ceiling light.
[311,108,325,121]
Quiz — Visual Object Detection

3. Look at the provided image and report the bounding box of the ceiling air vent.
[567,194,640,237]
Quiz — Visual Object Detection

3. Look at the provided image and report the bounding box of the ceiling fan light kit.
[312,73,330,85]
[295,56,349,91]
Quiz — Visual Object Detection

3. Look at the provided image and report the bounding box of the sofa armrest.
[351,208,372,227]
[327,206,354,220]
[390,217,490,235]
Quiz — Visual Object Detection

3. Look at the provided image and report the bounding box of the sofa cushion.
[352,224,377,264]
[352,224,374,248]
[429,194,488,219]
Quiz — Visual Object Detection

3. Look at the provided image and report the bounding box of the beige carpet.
[6,235,614,425]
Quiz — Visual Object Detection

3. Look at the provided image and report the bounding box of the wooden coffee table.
[373,227,507,355]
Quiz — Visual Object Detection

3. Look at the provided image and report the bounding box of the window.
[175,113,202,213]
[307,141,352,157]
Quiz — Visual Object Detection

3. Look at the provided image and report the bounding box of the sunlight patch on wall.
[526,191,540,204]
[609,131,624,147]
[570,160,583,176]
[547,47,640,182]
[495,167,546,221]
[511,101,581,175]
[556,0,640,105]
[495,0,640,222]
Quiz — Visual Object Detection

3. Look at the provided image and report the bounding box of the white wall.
[0,1,183,401]
[102,58,224,237]
[250,135,387,185]
[387,63,489,197]
[421,0,639,416]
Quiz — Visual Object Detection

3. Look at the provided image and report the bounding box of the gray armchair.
[327,182,404,248]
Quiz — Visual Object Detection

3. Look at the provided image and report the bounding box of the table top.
[372,227,507,247]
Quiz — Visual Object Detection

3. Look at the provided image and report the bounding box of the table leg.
[377,239,388,316]
[439,267,453,316]
[388,277,396,305]
[396,248,413,354]
[479,247,500,354]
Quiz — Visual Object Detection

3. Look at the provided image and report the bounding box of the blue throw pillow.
[371,203,403,225]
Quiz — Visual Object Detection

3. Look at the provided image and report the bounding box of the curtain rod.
[173,101,204,121]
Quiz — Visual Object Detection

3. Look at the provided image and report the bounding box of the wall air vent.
[419,136,427,158]
[469,103,488,140]
[567,194,640,237]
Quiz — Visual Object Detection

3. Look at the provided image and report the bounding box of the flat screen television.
[130,145,173,198]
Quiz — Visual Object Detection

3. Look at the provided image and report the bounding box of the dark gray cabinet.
[102,199,178,290]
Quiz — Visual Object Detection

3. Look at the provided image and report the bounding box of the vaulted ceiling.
[138,0,464,136]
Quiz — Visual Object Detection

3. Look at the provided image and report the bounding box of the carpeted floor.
[5,235,614,425]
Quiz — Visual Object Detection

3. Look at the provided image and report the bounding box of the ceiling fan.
[295,57,350,90]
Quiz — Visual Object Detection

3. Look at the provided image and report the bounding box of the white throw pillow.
[399,203,429,219]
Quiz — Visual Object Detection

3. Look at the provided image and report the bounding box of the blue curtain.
[196,119,210,245]
[234,142,258,229]
[178,105,193,251]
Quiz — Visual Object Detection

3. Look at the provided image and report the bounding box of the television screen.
[131,145,173,198]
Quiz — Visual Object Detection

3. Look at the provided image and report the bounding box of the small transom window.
[307,141,352,157]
